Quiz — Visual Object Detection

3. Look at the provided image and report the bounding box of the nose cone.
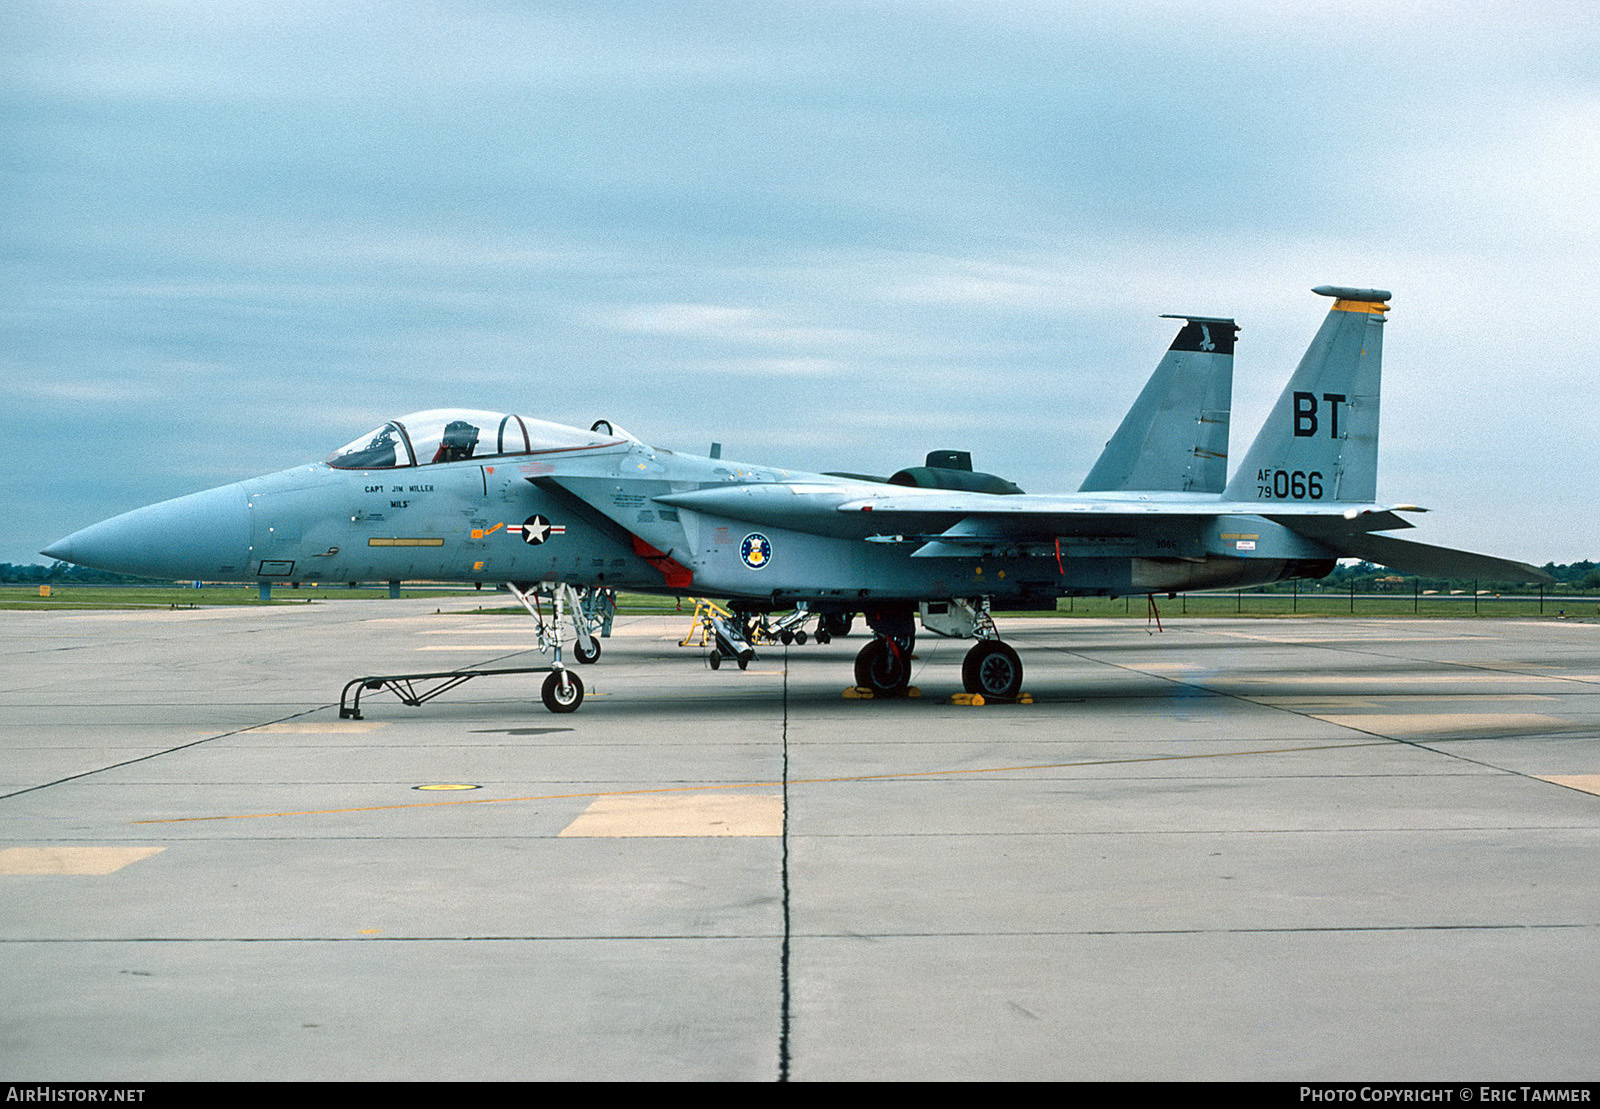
[43,483,251,580]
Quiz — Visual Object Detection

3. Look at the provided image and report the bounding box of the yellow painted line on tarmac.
[414,644,547,651]
[1535,775,1600,797]
[1310,713,1573,736]
[363,616,469,625]
[60,610,257,622]
[1218,674,1564,686]
[1254,697,1387,710]
[0,846,165,875]
[130,740,1386,825]
[1213,632,1490,644]
[1260,694,1558,704]
[1267,695,1554,713]
[412,640,550,649]
[419,627,539,634]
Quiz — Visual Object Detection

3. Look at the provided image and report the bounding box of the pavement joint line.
[31,822,1597,843]
[1057,618,1600,677]
[128,741,1388,824]
[0,704,338,803]
[1041,640,1600,790]
[778,642,792,1082]
[0,645,578,805]
[3,921,1597,944]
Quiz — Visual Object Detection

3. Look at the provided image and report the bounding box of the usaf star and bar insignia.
[507,515,567,545]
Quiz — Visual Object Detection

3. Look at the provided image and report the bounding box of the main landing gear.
[960,640,1023,699]
[849,599,1026,700]
[948,600,1025,699]
[853,637,912,695]
[852,608,917,696]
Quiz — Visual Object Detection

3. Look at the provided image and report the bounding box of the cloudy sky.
[5,0,1597,566]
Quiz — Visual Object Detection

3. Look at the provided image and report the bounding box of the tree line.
[6,559,1597,591]
[1,563,170,585]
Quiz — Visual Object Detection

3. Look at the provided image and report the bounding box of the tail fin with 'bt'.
[1224,286,1389,506]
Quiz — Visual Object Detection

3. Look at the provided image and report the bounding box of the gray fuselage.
[48,428,1330,609]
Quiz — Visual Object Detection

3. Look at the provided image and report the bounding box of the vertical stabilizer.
[1079,316,1236,493]
[1223,286,1389,505]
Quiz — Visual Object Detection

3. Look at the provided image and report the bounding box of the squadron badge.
[740,532,772,570]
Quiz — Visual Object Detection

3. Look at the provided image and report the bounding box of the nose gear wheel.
[541,670,584,713]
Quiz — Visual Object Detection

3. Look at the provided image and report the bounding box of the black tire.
[573,638,601,664]
[816,630,831,645]
[854,639,909,696]
[823,612,855,639]
[780,630,794,646]
[709,652,722,670]
[852,642,872,687]
[962,641,1023,699]
[794,630,808,646]
[737,655,750,671]
[541,670,584,713]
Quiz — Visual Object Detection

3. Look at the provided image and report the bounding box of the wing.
[657,481,1551,582]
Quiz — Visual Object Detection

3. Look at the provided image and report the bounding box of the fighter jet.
[43,286,1548,712]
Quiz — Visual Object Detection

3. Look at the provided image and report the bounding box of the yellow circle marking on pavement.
[133,741,1391,824]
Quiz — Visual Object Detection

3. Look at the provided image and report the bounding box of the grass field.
[1004,591,1600,620]
[0,584,461,610]
[4,584,1595,619]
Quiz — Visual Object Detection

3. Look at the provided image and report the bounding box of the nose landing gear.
[541,669,584,713]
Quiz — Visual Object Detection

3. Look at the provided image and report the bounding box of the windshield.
[327,422,412,469]
[326,409,623,469]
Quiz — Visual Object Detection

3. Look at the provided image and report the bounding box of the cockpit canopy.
[326,409,625,470]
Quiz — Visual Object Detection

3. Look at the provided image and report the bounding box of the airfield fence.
[4,581,1598,619]
[1038,585,1599,620]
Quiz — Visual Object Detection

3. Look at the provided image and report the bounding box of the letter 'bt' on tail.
[1223,286,1391,505]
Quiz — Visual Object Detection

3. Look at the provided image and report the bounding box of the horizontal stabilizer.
[1322,532,1552,584]
[1272,509,1418,536]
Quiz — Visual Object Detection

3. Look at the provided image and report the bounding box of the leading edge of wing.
[834,489,1421,525]
[656,483,1420,532]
